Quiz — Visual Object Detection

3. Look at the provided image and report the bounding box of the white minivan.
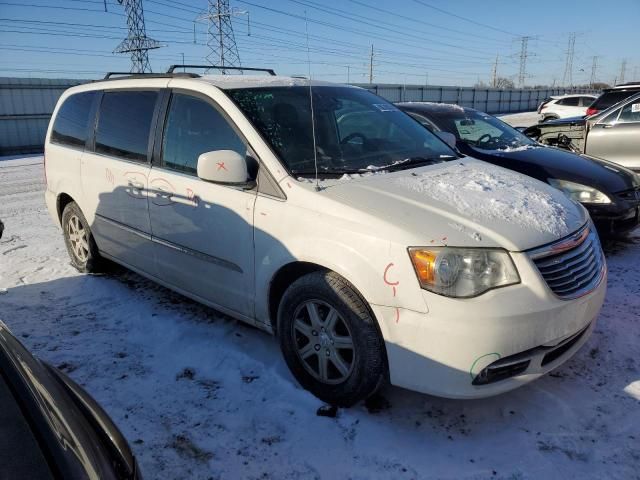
[45,70,606,406]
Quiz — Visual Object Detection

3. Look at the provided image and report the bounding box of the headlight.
[408,248,520,298]
[548,178,611,204]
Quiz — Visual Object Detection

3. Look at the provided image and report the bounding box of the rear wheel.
[277,271,387,407]
[541,115,558,123]
[61,202,103,273]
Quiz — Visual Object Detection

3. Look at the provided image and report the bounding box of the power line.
[346,0,511,45]
[411,0,521,37]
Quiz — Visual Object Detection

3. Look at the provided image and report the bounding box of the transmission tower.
[589,56,598,87]
[196,1,246,73]
[562,33,576,87]
[619,59,627,84]
[518,37,531,88]
[114,0,160,73]
[491,53,499,87]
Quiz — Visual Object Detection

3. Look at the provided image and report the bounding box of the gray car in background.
[525,92,640,171]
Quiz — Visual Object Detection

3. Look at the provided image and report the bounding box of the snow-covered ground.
[1,155,639,479]
[497,111,540,128]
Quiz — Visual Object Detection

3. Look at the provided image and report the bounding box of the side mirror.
[197,150,248,185]
[435,131,457,150]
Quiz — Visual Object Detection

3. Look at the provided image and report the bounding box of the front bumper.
[374,251,607,399]
[587,201,640,235]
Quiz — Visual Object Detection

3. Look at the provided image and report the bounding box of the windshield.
[424,108,537,151]
[227,86,458,176]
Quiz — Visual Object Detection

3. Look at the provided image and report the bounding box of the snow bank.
[394,162,571,236]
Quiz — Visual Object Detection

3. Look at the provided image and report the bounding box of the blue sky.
[0,0,638,86]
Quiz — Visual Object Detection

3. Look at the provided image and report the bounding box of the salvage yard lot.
[1,154,639,479]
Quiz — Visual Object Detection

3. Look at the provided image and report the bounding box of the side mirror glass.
[435,131,457,150]
[197,150,248,185]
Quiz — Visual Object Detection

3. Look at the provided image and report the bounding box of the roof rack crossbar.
[103,72,200,80]
[166,65,276,76]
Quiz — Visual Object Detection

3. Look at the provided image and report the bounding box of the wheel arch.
[56,192,76,224]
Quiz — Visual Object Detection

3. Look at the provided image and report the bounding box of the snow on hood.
[319,159,587,251]
[393,161,572,237]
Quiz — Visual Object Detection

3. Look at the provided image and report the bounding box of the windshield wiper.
[291,168,367,177]
[383,156,455,172]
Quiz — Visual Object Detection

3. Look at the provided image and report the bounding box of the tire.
[277,270,387,407]
[541,115,558,123]
[61,201,103,273]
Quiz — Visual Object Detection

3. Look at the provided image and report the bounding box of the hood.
[544,115,587,126]
[462,144,638,194]
[321,159,587,252]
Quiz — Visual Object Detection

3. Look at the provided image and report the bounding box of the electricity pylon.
[114,0,161,73]
[196,0,246,73]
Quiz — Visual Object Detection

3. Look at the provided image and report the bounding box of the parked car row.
[525,91,640,173]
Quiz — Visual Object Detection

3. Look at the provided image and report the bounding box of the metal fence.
[356,84,599,113]
[0,77,599,156]
[0,77,84,155]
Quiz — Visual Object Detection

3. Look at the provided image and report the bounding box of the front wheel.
[277,271,387,407]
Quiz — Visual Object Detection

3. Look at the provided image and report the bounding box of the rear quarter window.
[50,91,96,148]
[95,91,158,162]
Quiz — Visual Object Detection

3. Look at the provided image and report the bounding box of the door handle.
[156,187,173,199]
[128,180,145,189]
[602,124,614,129]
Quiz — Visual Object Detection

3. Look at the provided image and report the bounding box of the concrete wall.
[356,84,599,113]
[0,77,85,155]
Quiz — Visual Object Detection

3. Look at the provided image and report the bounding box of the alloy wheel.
[292,300,355,384]
[67,214,89,263]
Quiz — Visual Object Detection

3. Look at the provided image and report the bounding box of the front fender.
[253,201,428,337]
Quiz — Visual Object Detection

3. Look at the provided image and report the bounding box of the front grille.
[616,186,640,204]
[529,224,605,299]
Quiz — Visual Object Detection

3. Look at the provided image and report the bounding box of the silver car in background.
[526,92,640,172]
[585,92,640,171]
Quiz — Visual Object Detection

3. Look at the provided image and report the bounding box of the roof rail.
[103,72,200,80]
[166,65,276,76]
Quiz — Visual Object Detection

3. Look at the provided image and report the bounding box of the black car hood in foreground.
[0,321,139,480]
[459,144,638,194]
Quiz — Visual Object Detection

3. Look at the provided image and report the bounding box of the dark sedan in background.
[397,102,640,235]
[0,321,141,479]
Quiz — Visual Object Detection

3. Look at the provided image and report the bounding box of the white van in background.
[44,68,606,406]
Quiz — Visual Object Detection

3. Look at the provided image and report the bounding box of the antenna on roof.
[303,11,320,192]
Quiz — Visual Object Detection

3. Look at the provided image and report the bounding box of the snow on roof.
[397,101,466,112]
[198,75,350,90]
[393,161,571,237]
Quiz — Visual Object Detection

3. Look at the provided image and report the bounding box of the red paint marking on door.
[395,307,400,323]
[216,162,227,171]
